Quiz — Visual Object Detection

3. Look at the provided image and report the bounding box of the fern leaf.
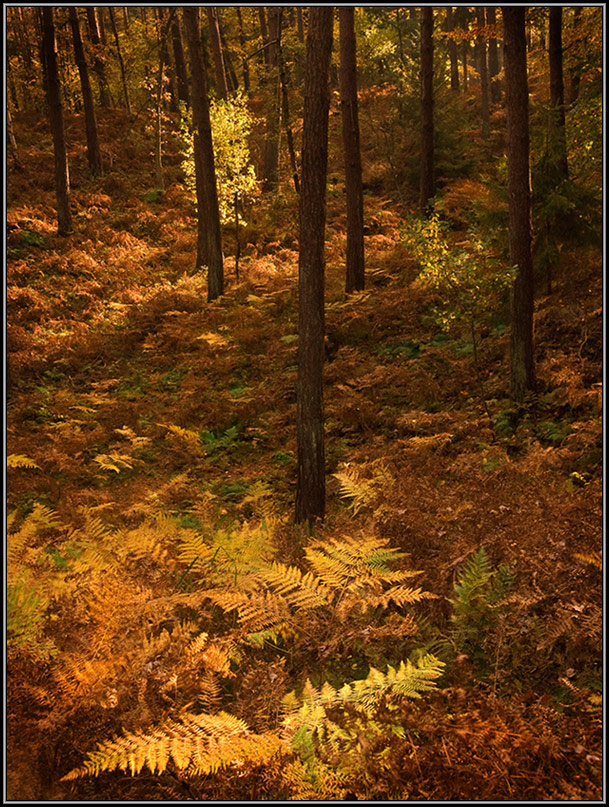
[262,562,333,609]
[62,712,282,780]
[7,453,40,469]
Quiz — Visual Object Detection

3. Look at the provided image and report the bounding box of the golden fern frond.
[7,453,40,469]
[261,562,333,609]
[62,711,283,780]
[157,423,205,453]
[573,551,602,570]
[197,672,223,712]
[53,653,117,700]
[94,452,137,473]
[210,589,291,630]
[365,585,437,611]
[305,535,406,589]
[333,466,376,514]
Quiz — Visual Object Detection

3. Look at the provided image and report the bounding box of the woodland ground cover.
[6,52,603,805]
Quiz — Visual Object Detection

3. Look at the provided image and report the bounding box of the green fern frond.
[62,711,283,780]
[6,579,57,660]
[7,453,40,469]
[451,546,492,615]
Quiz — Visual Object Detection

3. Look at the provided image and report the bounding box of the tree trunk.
[7,104,22,169]
[502,7,536,401]
[85,7,111,108]
[219,18,239,93]
[69,7,103,176]
[549,7,569,181]
[262,7,282,192]
[486,6,501,103]
[419,7,435,215]
[568,7,582,105]
[171,12,190,107]
[41,7,72,235]
[296,8,305,44]
[236,7,250,93]
[183,6,224,301]
[108,7,132,115]
[295,7,333,527]
[446,7,459,91]
[205,7,228,100]
[278,39,299,193]
[258,7,270,66]
[476,7,490,139]
[339,7,365,294]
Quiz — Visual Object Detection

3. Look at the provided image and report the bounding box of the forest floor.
[6,106,603,800]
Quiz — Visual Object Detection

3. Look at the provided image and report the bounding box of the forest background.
[5,5,603,801]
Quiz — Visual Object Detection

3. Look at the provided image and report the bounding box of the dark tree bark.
[339,7,365,294]
[419,7,435,215]
[278,38,299,193]
[262,7,282,192]
[171,12,190,107]
[236,7,250,93]
[567,7,582,105]
[295,7,333,526]
[218,17,239,93]
[446,7,459,92]
[183,6,224,301]
[476,7,490,139]
[205,7,228,100]
[296,7,305,44]
[108,7,132,115]
[85,7,111,108]
[502,7,536,401]
[41,7,72,235]
[12,7,35,108]
[549,7,569,180]
[258,7,270,66]
[69,7,103,176]
[486,6,501,103]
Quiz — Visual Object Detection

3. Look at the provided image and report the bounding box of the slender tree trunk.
[549,7,569,180]
[69,7,103,176]
[568,7,582,105]
[419,7,435,215]
[486,6,501,103]
[502,7,536,401]
[122,8,129,32]
[278,40,299,193]
[7,104,22,169]
[108,7,132,115]
[446,7,459,92]
[172,13,190,107]
[236,7,250,93]
[85,7,111,108]
[219,18,239,93]
[183,6,224,301]
[295,7,333,527]
[462,41,468,89]
[13,7,34,108]
[476,7,490,139]
[205,7,228,100]
[41,7,72,235]
[296,8,305,43]
[258,7,270,66]
[339,7,365,294]
[262,7,282,192]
